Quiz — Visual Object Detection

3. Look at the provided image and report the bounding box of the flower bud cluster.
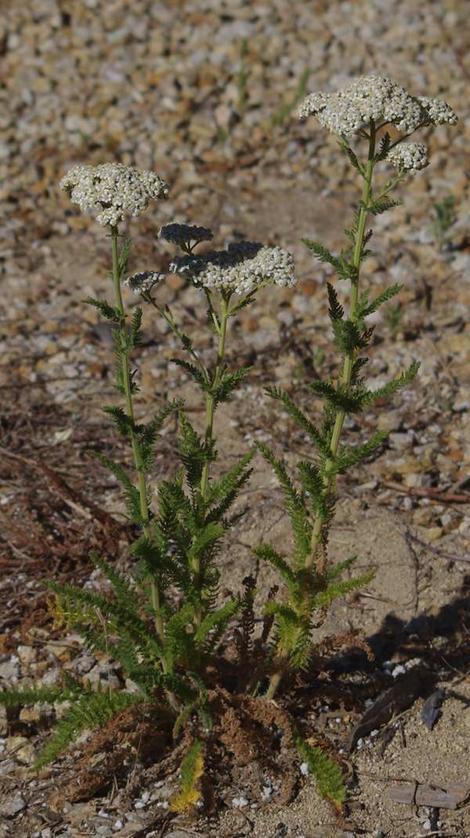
[298,75,457,137]
[387,143,429,174]
[160,223,214,247]
[60,163,169,227]
[170,241,296,296]
[124,271,164,295]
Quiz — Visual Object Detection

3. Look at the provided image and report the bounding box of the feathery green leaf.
[295,735,345,807]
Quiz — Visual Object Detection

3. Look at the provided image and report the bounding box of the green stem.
[110,227,165,643]
[200,294,229,499]
[190,293,230,626]
[306,122,376,574]
[266,125,377,701]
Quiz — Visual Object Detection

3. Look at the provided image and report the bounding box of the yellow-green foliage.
[170,740,204,812]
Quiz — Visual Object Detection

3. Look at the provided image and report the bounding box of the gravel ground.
[0,1,469,836]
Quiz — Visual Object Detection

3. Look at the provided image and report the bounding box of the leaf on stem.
[91,452,143,523]
[118,238,132,279]
[256,442,311,563]
[363,361,420,404]
[309,380,367,414]
[194,598,239,650]
[338,137,364,175]
[326,282,344,322]
[358,283,403,318]
[103,405,135,437]
[171,357,208,390]
[212,366,252,404]
[178,412,214,490]
[334,430,388,472]
[374,132,391,161]
[129,307,143,348]
[266,387,330,457]
[140,399,182,471]
[84,297,121,322]
[312,569,375,608]
[205,452,253,521]
[366,197,402,216]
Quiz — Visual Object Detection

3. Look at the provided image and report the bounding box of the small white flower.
[298,75,457,138]
[418,96,458,126]
[170,241,296,296]
[60,163,169,227]
[124,271,164,295]
[387,142,429,174]
[159,223,214,247]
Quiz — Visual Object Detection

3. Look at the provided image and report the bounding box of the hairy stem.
[110,226,165,643]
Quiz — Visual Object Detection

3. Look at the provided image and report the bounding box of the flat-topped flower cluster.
[125,270,164,295]
[170,241,296,295]
[60,162,168,227]
[387,142,429,173]
[298,75,458,137]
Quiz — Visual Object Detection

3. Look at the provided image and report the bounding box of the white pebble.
[232,796,249,808]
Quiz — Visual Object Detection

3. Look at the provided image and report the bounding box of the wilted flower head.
[387,142,429,174]
[298,75,457,137]
[171,241,296,296]
[60,163,169,227]
[124,271,164,295]
[160,223,214,248]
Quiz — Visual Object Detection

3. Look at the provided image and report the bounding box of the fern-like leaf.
[140,399,181,471]
[194,598,239,650]
[312,569,374,608]
[103,405,135,437]
[129,306,143,348]
[295,735,345,808]
[326,282,344,322]
[334,430,388,472]
[92,452,142,523]
[266,388,330,457]
[84,297,120,322]
[212,366,252,404]
[171,358,208,390]
[171,740,204,812]
[366,197,402,216]
[363,361,420,404]
[257,443,311,563]
[309,380,366,413]
[35,689,145,769]
[302,239,341,271]
[358,283,403,318]
[0,683,81,709]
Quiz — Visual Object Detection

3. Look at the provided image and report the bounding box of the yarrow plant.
[0,75,457,813]
[257,74,458,700]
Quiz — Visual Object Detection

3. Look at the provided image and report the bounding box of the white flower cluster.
[160,223,214,247]
[124,271,164,295]
[298,75,457,137]
[417,96,458,126]
[387,142,429,174]
[60,163,169,227]
[171,241,296,296]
